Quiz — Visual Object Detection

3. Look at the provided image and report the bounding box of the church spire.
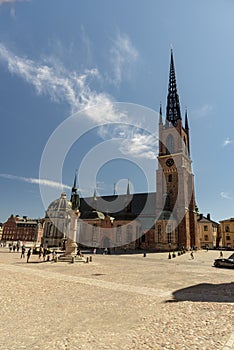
[70,170,80,210]
[126,179,130,195]
[166,49,182,126]
[159,102,163,124]
[72,170,77,193]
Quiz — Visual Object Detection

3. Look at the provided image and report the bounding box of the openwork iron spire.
[71,170,80,210]
[166,50,181,126]
[71,169,78,193]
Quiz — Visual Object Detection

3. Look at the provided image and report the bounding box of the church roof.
[80,192,156,216]
[46,192,72,218]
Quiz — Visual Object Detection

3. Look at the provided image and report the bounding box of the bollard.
[89,256,92,262]
[86,257,89,263]
[71,256,75,264]
[168,252,171,259]
[143,252,147,257]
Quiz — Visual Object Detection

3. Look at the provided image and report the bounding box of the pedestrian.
[190,251,194,259]
[93,248,96,254]
[220,251,223,257]
[21,245,26,259]
[27,248,31,263]
[39,246,43,260]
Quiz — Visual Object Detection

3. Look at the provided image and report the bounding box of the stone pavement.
[0,248,233,350]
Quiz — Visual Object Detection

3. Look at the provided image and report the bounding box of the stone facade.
[197,214,219,249]
[219,218,234,249]
[2,215,44,243]
[79,212,141,250]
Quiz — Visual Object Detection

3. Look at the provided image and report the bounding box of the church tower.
[155,50,199,250]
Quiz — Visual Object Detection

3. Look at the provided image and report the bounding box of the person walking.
[27,248,31,263]
[190,251,194,259]
[21,245,26,259]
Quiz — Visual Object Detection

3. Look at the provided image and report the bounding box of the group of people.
[8,242,20,253]
[20,245,31,262]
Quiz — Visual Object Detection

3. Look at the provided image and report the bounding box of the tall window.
[92,224,98,243]
[204,225,208,231]
[166,224,172,243]
[158,225,161,243]
[225,226,230,232]
[126,225,132,242]
[116,225,121,242]
[168,174,172,182]
[166,134,174,154]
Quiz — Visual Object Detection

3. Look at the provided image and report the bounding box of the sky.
[0,0,234,223]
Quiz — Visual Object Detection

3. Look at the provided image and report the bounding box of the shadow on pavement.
[166,282,234,303]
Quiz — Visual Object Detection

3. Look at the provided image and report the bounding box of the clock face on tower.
[166,158,174,167]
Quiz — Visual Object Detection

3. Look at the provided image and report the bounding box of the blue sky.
[0,0,234,223]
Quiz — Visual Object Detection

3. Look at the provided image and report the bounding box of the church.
[42,50,200,251]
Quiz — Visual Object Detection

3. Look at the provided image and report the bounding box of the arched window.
[168,174,172,182]
[157,225,161,243]
[166,224,172,243]
[126,225,132,242]
[166,134,174,154]
[116,225,122,242]
[92,224,98,243]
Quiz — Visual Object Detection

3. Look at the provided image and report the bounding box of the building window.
[204,225,208,231]
[226,236,231,241]
[157,225,161,243]
[141,234,146,243]
[92,224,98,242]
[225,226,230,232]
[116,226,121,242]
[204,235,209,241]
[166,134,174,154]
[126,225,132,242]
[166,224,172,243]
[168,174,172,182]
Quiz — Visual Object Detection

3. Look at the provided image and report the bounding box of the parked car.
[214,253,234,269]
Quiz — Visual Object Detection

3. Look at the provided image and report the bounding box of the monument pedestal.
[58,238,85,263]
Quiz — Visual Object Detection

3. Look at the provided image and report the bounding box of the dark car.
[214,253,234,268]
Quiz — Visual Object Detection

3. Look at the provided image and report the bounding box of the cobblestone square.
[0,248,233,350]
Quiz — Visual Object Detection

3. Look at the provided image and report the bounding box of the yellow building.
[197,214,219,249]
[219,218,234,249]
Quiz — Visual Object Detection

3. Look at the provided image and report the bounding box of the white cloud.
[0,43,129,124]
[223,137,233,147]
[120,132,157,159]
[0,173,71,190]
[10,6,15,17]
[110,32,139,85]
[0,43,115,118]
[192,104,213,119]
[0,43,157,161]
[220,191,233,200]
[0,0,28,5]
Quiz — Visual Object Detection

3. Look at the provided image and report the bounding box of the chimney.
[199,214,203,220]
[207,213,211,221]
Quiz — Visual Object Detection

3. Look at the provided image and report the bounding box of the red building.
[2,215,44,243]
